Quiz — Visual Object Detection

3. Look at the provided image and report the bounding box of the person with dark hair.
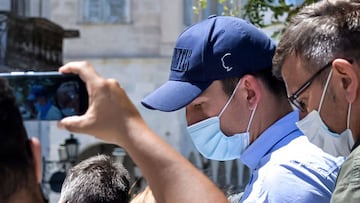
[272,0,360,202]
[59,154,130,203]
[0,78,45,203]
[58,16,343,203]
[27,84,62,120]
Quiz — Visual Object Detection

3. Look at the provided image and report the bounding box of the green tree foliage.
[243,0,318,27]
[193,0,319,38]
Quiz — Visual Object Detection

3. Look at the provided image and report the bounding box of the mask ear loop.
[246,105,257,132]
[347,103,351,129]
[218,79,242,118]
[318,69,333,112]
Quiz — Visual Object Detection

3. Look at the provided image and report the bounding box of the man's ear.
[29,137,42,183]
[333,59,359,103]
[242,75,261,110]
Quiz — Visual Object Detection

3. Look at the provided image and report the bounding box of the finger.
[59,61,87,74]
[59,61,101,83]
[107,78,122,89]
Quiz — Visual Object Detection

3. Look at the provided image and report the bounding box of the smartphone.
[0,71,88,121]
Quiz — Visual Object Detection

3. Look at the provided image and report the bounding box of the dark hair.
[60,154,131,203]
[221,67,287,99]
[0,78,39,202]
[273,0,360,83]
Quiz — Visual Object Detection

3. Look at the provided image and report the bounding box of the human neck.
[251,97,292,141]
[350,100,360,143]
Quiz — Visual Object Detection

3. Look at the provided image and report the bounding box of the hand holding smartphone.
[0,71,88,121]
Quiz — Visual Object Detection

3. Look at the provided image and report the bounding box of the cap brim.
[141,80,211,112]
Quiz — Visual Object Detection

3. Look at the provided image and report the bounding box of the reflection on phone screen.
[4,74,87,121]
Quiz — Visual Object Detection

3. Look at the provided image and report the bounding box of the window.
[184,0,246,26]
[0,14,7,65]
[81,0,131,24]
[184,0,224,26]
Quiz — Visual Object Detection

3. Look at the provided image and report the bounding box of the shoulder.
[243,136,341,203]
[257,138,343,195]
[331,147,360,202]
[250,161,333,202]
[271,136,344,179]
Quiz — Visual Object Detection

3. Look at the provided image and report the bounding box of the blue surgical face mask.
[187,80,257,161]
[296,69,354,156]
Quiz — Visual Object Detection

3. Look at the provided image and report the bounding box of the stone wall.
[49,0,183,58]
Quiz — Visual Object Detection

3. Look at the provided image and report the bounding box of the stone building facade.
[1,0,255,202]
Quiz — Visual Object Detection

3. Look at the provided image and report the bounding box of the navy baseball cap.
[142,15,275,112]
[27,85,46,101]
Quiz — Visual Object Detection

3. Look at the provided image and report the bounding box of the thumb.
[58,115,91,134]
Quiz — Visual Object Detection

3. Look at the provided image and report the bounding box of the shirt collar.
[241,110,301,170]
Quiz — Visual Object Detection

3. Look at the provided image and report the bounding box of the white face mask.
[187,80,257,161]
[296,69,354,156]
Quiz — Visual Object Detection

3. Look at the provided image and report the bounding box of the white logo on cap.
[221,53,232,72]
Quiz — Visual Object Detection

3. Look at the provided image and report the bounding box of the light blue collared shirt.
[240,111,345,203]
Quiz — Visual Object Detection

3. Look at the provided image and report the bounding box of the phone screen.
[0,72,88,121]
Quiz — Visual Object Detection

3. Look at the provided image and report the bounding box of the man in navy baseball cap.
[142,15,343,202]
[142,15,274,111]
